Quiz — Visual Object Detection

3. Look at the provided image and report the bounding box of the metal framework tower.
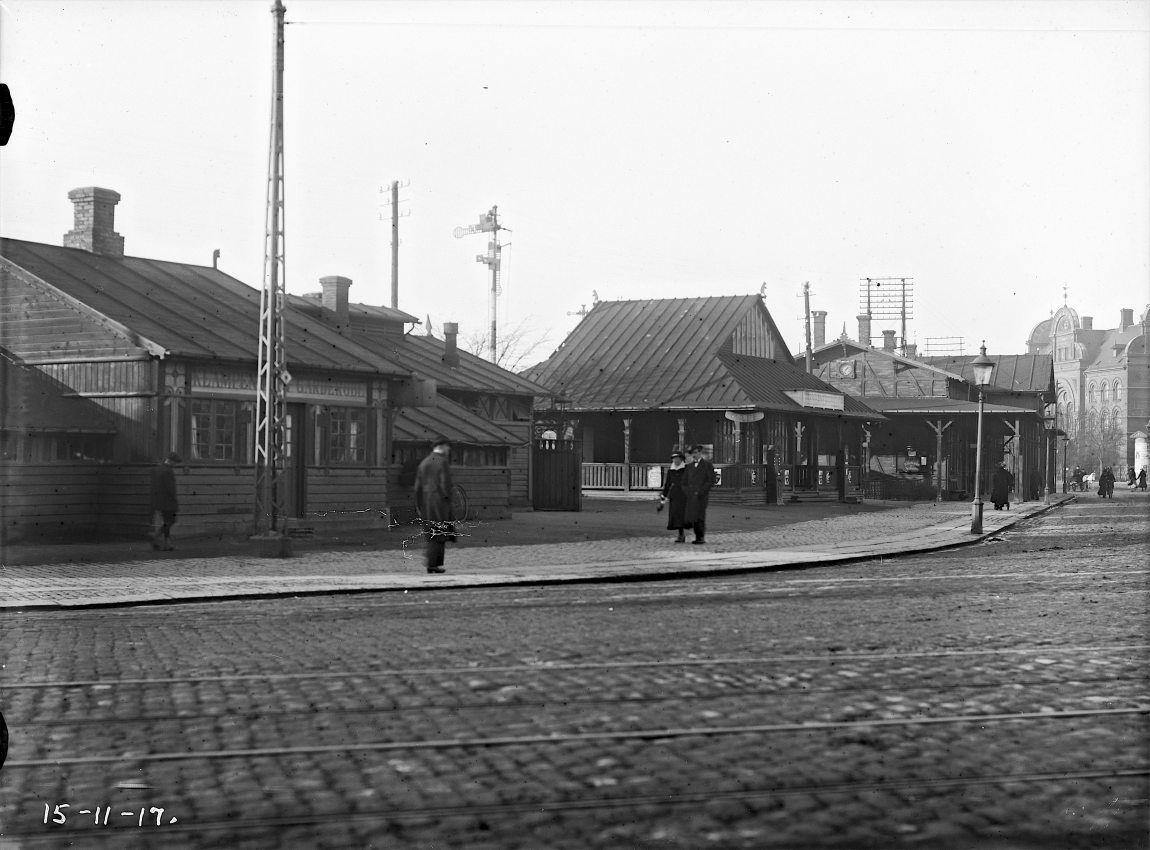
[859,277,915,353]
[254,0,288,535]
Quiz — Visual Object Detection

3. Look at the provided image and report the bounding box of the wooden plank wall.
[305,467,388,524]
[0,463,102,543]
[386,465,511,524]
[494,420,531,506]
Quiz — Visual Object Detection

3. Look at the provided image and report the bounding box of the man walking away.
[414,436,455,573]
[151,452,181,550]
[683,444,715,544]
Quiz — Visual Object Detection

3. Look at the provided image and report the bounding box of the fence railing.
[581,462,865,494]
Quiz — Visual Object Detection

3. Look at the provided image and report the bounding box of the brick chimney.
[320,275,351,325]
[882,329,897,351]
[1081,316,1093,330]
[811,310,827,348]
[442,322,459,366]
[857,314,872,347]
[1120,308,1134,331]
[903,342,917,357]
[63,187,124,257]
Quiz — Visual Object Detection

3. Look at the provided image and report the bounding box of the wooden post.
[623,417,632,491]
[792,420,804,498]
[925,419,953,503]
[1002,418,1022,502]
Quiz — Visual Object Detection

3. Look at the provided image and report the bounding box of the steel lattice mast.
[254,0,288,534]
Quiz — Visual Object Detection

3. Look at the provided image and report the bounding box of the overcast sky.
[2,0,1147,365]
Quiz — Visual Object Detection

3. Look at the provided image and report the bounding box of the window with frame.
[1113,382,1122,403]
[1100,383,1108,403]
[315,405,367,465]
[190,398,253,463]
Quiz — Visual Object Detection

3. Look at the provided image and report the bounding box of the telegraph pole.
[390,180,399,309]
[803,281,813,374]
[254,0,289,538]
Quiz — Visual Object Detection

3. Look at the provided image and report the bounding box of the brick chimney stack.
[442,322,460,366]
[1120,308,1134,331]
[857,314,872,347]
[882,329,897,351]
[320,275,351,325]
[1081,316,1093,331]
[63,187,124,257]
[811,310,827,348]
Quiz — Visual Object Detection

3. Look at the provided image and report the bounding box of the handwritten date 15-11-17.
[44,803,178,827]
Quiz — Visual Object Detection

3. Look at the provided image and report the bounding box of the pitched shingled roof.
[392,394,524,446]
[921,354,1054,395]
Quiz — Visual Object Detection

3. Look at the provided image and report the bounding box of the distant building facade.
[1025,303,1150,475]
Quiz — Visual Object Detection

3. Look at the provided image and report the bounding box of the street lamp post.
[970,342,995,534]
[1043,402,1056,504]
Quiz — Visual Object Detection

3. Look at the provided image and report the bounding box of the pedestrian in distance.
[151,451,181,550]
[1139,467,1147,491]
[683,444,715,544]
[1127,467,1137,487]
[659,450,689,543]
[414,435,455,574]
[1098,467,1115,499]
[990,462,1014,511]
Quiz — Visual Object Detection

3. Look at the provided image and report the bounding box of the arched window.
[1113,381,1122,403]
[1087,382,1096,402]
[1114,408,1123,431]
[1065,402,1075,429]
[1100,383,1108,403]
[1087,410,1097,430]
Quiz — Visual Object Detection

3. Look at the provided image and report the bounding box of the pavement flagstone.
[0,496,1075,609]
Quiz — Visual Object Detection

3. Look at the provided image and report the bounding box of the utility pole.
[254,0,289,538]
[390,180,399,309]
[453,206,506,362]
[803,281,813,374]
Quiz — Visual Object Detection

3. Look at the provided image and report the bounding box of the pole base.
[970,500,984,535]
[249,531,293,558]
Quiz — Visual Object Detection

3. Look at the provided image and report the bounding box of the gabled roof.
[0,238,407,376]
[525,296,876,420]
[0,348,118,433]
[921,354,1054,395]
[526,295,794,405]
[812,338,964,381]
[392,394,524,446]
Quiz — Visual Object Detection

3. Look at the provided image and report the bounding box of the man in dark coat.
[150,452,181,550]
[414,436,454,573]
[990,463,1014,510]
[683,444,715,544]
[659,450,689,542]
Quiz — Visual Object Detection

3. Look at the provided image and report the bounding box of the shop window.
[316,406,367,465]
[190,398,253,463]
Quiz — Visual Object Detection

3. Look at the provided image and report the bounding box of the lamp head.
[971,341,994,387]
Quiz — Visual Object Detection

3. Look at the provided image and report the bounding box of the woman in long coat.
[660,451,689,542]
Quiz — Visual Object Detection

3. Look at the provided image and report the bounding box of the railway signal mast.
[454,207,505,362]
[254,0,290,537]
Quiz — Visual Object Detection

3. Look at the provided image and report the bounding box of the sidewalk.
[0,496,1075,610]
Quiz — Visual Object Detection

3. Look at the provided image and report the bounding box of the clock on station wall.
[836,360,856,378]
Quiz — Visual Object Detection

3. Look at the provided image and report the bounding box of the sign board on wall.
[725,410,765,423]
[783,390,845,411]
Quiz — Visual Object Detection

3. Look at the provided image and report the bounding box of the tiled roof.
[0,238,407,376]
[1,348,118,432]
[921,354,1054,395]
[392,394,524,446]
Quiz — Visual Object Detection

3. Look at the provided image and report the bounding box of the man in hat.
[683,444,715,544]
[151,451,181,550]
[414,435,455,573]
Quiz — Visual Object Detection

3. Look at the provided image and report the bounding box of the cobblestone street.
[1,492,1147,848]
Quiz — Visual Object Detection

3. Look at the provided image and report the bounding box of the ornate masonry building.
[1026,303,1150,475]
